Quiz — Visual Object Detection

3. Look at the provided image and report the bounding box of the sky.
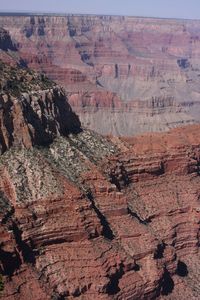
[0,0,200,20]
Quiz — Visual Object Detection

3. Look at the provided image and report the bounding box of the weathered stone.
[0,15,200,134]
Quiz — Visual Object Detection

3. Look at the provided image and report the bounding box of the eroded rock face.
[0,61,81,153]
[0,61,199,299]
[0,27,17,52]
[0,109,200,299]
[0,14,200,135]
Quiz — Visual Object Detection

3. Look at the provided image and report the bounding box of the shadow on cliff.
[0,27,17,52]
[0,97,14,153]
[0,88,82,154]
[12,222,36,265]
[21,90,82,147]
[176,260,188,277]
[160,268,174,296]
[53,89,82,136]
[0,248,21,276]
[86,189,114,240]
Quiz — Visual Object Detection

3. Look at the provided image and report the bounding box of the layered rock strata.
[0,61,81,153]
[0,64,200,299]
[0,14,200,134]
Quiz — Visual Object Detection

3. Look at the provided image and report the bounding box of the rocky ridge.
[0,63,199,299]
[0,61,81,153]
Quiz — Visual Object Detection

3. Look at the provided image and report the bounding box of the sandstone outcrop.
[0,61,81,153]
[0,14,200,135]
[0,63,199,299]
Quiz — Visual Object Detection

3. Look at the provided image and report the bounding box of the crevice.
[67,17,76,37]
[37,17,45,36]
[0,127,7,154]
[176,260,188,277]
[115,64,119,79]
[127,207,151,225]
[160,268,174,296]
[0,248,21,276]
[40,238,73,247]
[128,64,131,76]
[12,222,36,264]
[154,242,166,259]
[107,264,124,295]
[86,190,114,240]
[95,79,104,87]
[133,262,141,271]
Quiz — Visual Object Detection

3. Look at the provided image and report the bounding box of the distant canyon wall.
[0,15,200,134]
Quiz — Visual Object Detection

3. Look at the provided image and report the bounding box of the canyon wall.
[0,61,81,154]
[0,14,200,134]
[1,119,200,299]
[0,62,199,299]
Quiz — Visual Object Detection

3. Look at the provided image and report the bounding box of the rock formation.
[0,61,81,153]
[0,14,200,135]
[0,62,199,299]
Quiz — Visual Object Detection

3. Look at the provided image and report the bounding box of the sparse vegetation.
[0,60,55,97]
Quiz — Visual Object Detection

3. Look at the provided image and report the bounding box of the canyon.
[0,14,200,134]
[0,62,199,299]
[0,12,200,300]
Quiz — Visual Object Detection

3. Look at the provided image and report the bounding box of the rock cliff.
[0,14,200,135]
[0,61,81,153]
[0,62,200,299]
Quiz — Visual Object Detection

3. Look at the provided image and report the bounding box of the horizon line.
[0,10,200,22]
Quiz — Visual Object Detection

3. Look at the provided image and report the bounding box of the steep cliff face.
[0,14,200,135]
[0,27,17,52]
[0,63,199,299]
[0,61,81,153]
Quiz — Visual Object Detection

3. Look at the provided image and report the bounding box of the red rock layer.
[0,62,81,153]
[0,124,199,299]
